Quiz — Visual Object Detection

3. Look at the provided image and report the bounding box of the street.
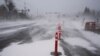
[0,16,100,56]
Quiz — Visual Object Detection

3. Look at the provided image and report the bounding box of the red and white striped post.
[57,24,62,40]
[55,32,58,56]
[51,24,62,56]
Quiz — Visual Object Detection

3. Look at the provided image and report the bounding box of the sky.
[0,0,100,15]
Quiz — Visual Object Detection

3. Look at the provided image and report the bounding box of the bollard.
[55,32,58,56]
[51,24,62,56]
[58,25,62,40]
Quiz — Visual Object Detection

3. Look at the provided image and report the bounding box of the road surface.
[0,17,100,56]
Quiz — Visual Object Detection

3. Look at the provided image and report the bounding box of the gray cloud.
[0,0,100,14]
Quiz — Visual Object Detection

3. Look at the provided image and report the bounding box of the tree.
[5,0,15,11]
[84,7,90,14]
[8,2,15,11]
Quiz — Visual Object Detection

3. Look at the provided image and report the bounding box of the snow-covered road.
[0,15,100,56]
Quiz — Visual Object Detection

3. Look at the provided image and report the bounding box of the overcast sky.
[0,0,100,15]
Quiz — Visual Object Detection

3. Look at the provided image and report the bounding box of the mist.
[0,0,100,15]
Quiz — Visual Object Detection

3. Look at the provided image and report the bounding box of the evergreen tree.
[7,2,15,11]
[84,7,90,14]
[5,0,15,11]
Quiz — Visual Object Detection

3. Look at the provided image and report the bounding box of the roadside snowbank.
[0,39,65,56]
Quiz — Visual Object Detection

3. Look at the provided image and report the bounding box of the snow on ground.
[81,31,100,47]
[43,16,99,52]
[68,16,100,49]
[61,16,100,52]
[0,16,65,56]
[0,25,29,35]
[0,20,35,40]
[0,39,65,56]
[0,20,34,29]
[0,15,100,56]
[65,37,97,51]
